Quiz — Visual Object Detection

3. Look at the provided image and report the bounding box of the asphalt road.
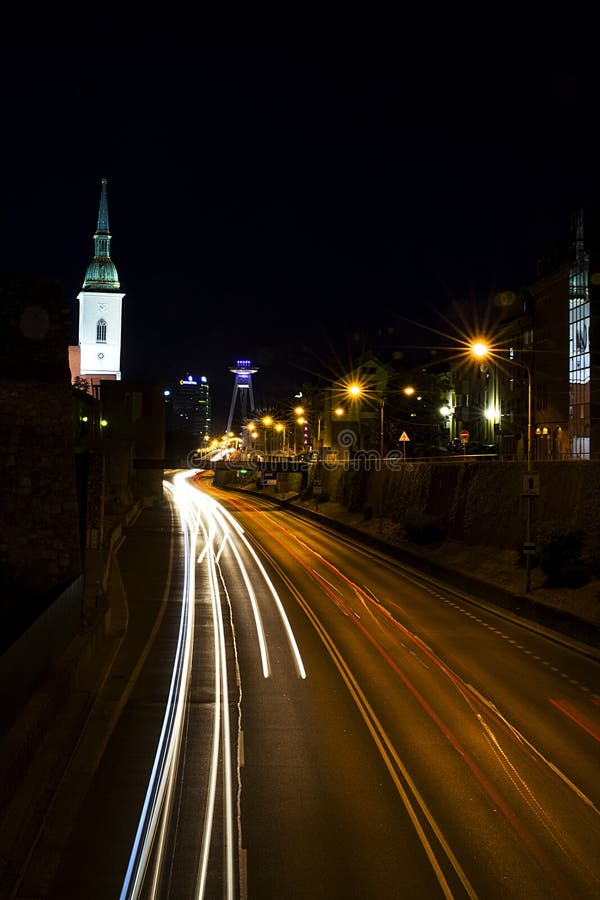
[22,472,600,899]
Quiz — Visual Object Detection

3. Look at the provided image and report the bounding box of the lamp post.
[346,383,363,451]
[471,342,534,592]
[295,416,306,455]
[262,415,273,456]
[275,422,285,456]
[346,383,386,534]
[378,395,385,534]
[522,360,533,592]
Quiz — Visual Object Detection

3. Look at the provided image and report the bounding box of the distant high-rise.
[167,374,211,440]
[69,179,125,390]
[226,359,258,433]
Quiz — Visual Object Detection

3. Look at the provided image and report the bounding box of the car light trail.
[194,503,236,900]
[207,509,271,678]
[120,477,198,900]
[195,488,306,680]
[120,473,306,900]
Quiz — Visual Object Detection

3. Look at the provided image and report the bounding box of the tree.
[73,375,90,393]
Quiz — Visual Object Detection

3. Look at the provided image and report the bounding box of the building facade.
[568,206,599,458]
[451,203,600,460]
[166,374,212,442]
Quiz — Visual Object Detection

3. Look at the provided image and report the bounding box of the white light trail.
[215,524,271,678]
[210,498,307,680]
[120,477,198,900]
[120,473,305,900]
[195,510,236,899]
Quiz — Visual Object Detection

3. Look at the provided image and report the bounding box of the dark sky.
[2,5,598,426]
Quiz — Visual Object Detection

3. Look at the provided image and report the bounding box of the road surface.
[19,471,599,899]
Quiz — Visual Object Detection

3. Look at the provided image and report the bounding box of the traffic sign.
[399,432,410,442]
[460,429,469,443]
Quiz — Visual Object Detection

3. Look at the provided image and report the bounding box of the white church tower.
[75,178,125,386]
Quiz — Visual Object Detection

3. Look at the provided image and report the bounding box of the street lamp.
[345,382,364,450]
[262,415,273,455]
[470,341,534,592]
[274,422,285,455]
[294,415,306,455]
[345,382,386,534]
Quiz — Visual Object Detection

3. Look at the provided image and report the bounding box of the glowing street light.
[469,339,531,470]
[345,381,386,534]
[274,422,285,453]
[471,341,490,360]
[260,416,275,455]
[470,340,534,592]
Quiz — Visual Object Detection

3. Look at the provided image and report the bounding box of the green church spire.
[82,178,121,290]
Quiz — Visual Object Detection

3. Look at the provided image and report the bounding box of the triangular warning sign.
[399,431,410,441]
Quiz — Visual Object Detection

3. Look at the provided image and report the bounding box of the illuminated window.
[96,319,107,343]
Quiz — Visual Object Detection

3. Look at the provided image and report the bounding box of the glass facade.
[569,211,590,459]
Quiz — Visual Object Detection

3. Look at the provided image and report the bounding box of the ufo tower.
[226,359,258,433]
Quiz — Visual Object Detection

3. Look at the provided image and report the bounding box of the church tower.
[75,179,125,386]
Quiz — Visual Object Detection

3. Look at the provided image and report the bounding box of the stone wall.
[312,460,600,553]
[0,275,82,600]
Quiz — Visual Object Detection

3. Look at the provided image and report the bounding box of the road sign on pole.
[399,431,410,461]
[460,429,470,443]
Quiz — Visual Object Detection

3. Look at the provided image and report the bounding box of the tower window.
[96,318,107,342]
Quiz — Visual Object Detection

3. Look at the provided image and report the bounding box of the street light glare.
[471,341,490,359]
[347,383,362,397]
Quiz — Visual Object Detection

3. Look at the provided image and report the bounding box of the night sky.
[2,6,598,428]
